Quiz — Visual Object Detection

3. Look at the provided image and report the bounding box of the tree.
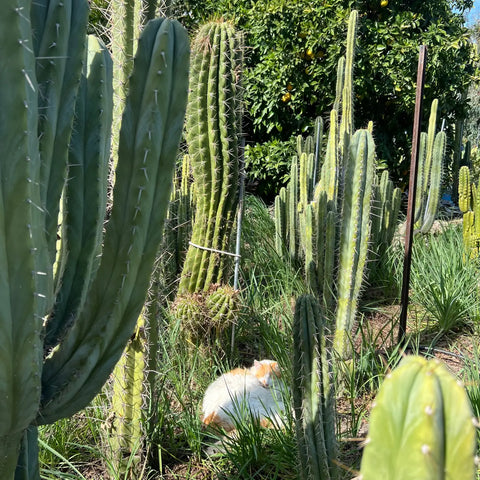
[168,0,475,192]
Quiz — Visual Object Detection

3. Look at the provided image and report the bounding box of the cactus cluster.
[360,355,478,479]
[174,285,240,349]
[292,295,338,480]
[274,11,376,359]
[0,2,189,477]
[414,99,446,234]
[178,20,243,294]
[458,165,480,258]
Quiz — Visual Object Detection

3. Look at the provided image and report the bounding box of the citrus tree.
[155,0,475,192]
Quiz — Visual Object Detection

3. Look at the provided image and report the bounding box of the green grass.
[410,225,480,341]
[36,205,480,479]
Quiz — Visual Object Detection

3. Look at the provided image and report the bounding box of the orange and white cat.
[201,359,286,432]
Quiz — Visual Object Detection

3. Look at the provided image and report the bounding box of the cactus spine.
[178,20,243,294]
[360,355,478,479]
[0,4,189,477]
[293,295,337,480]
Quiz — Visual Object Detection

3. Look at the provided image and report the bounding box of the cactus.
[173,284,239,350]
[292,295,338,480]
[107,0,159,169]
[458,165,480,258]
[178,20,243,294]
[0,4,189,477]
[414,99,446,234]
[370,170,402,268]
[360,355,478,479]
[110,314,146,475]
[273,11,376,359]
[334,129,375,356]
[459,165,472,213]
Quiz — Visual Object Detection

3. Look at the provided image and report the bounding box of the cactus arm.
[38,18,189,423]
[423,99,439,195]
[274,189,286,255]
[315,109,338,205]
[293,295,337,480]
[194,24,222,291]
[33,0,89,260]
[0,2,50,477]
[204,25,242,288]
[458,165,471,213]
[419,131,445,234]
[339,10,357,141]
[109,0,144,173]
[44,35,113,351]
[436,365,478,478]
[333,57,344,113]
[178,23,216,293]
[414,132,427,223]
[334,130,375,357]
[110,313,145,470]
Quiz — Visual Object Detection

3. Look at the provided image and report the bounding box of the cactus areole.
[360,356,478,480]
[0,1,189,478]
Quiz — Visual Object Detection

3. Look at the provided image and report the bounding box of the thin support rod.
[231,137,245,354]
[398,45,427,344]
[233,137,246,291]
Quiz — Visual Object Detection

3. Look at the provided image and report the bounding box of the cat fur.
[201,359,286,432]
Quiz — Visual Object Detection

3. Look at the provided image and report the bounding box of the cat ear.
[253,359,261,368]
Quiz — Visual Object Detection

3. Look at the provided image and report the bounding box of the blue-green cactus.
[0,4,189,478]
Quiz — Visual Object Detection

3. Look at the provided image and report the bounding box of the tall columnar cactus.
[107,0,160,167]
[0,3,189,477]
[414,99,446,234]
[110,314,146,475]
[459,165,472,213]
[274,11,377,359]
[360,355,478,479]
[369,170,402,273]
[334,129,375,356]
[458,165,480,258]
[178,20,243,294]
[292,295,338,480]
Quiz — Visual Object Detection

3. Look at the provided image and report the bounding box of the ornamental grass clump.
[410,226,479,340]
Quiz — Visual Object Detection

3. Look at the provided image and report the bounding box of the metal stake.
[398,45,427,345]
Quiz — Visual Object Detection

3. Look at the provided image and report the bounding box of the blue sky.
[466,2,480,26]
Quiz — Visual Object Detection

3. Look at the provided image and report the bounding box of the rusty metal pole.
[398,45,427,345]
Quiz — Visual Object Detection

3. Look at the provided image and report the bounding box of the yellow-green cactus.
[360,356,478,480]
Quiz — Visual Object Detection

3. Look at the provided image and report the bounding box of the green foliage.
[244,138,296,200]
[360,355,478,480]
[410,226,479,339]
[167,0,474,188]
[354,2,473,181]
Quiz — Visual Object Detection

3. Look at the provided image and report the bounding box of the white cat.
[201,359,287,432]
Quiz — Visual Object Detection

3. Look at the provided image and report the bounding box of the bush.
[244,138,296,200]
